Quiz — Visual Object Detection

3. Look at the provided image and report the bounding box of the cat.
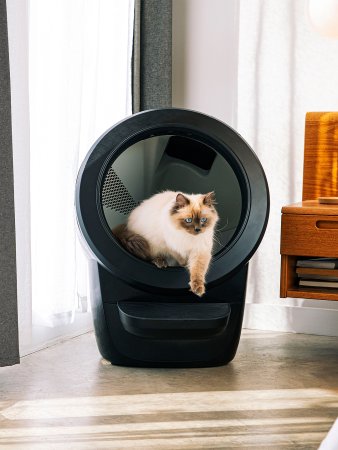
[113,191,219,297]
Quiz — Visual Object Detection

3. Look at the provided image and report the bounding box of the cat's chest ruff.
[164,226,210,256]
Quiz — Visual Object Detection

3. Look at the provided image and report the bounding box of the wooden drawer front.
[281,214,338,257]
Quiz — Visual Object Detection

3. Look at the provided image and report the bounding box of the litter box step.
[117,301,231,338]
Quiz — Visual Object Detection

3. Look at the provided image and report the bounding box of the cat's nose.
[195,227,201,233]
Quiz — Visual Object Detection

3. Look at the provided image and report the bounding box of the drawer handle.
[316,220,338,230]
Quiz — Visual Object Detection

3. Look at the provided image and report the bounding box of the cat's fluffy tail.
[112,224,151,260]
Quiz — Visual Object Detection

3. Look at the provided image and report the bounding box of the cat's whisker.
[214,229,224,236]
[216,219,229,233]
[214,230,224,240]
[212,235,222,246]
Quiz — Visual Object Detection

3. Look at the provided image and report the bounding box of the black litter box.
[75,108,269,367]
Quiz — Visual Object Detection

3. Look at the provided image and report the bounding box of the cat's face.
[170,192,219,236]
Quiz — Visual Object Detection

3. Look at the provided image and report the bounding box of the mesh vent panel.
[101,167,138,215]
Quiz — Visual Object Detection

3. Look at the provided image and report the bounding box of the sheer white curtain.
[238,0,338,331]
[9,0,134,352]
[29,0,133,329]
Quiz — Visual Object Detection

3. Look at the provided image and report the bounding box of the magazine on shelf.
[299,279,338,288]
[296,258,338,269]
[297,273,338,281]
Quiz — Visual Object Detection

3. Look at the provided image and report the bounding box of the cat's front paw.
[189,279,206,297]
[152,256,168,269]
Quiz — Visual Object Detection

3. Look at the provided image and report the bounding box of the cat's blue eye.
[185,218,192,223]
[200,217,207,223]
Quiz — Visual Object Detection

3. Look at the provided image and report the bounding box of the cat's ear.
[203,191,216,207]
[175,193,190,209]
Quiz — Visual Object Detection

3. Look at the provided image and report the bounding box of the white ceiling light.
[308,0,338,38]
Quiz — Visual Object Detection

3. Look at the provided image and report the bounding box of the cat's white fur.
[127,190,216,265]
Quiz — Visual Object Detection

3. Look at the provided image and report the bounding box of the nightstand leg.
[280,255,288,298]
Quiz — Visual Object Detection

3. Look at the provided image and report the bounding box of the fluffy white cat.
[114,191,219,296]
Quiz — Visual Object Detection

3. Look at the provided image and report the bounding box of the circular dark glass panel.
[101,135,243,257]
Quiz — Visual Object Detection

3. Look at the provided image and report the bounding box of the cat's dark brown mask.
[170,192,219,235]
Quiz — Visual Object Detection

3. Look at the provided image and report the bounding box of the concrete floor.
[0,329,337,449]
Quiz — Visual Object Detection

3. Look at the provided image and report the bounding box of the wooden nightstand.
[280,112,338,301]
[280,200,338,301]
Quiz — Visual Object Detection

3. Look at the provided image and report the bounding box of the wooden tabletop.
[281,200,338,215]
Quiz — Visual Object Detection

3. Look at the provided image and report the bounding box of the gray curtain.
[0,0,19,367]
[133,0,172,112]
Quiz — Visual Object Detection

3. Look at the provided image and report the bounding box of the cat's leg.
[188,252,211,297]
[152,254,169,269]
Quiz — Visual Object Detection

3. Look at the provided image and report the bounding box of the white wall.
[172,0,338,336]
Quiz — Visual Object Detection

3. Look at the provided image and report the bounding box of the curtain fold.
[0,0,19,367]
[133,0,172,112]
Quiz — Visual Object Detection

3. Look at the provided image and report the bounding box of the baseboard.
[19,312,94,357]
[20,326,93,357]
[243,303,338,336]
